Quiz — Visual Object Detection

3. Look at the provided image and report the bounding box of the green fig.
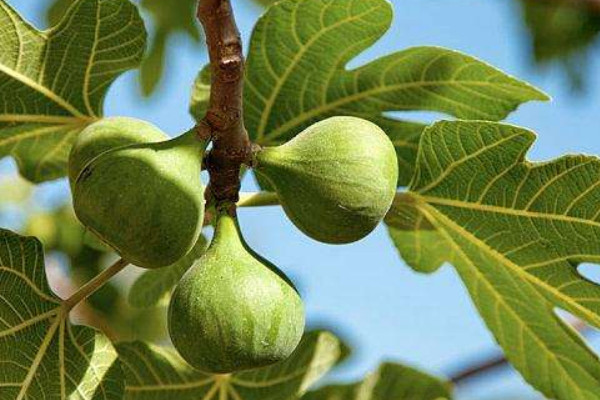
[254,116,398,244]
[72,129,207,269]
[168,211,305,373]
[68,117,168,187]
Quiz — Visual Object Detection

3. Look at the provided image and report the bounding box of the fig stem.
[237,192,280,207]
[63,258,129,311]
[197,0,252,207]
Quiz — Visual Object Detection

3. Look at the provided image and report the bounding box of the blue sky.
[5,0,600,398]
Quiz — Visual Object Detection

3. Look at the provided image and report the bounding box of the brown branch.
[197,0,252,207]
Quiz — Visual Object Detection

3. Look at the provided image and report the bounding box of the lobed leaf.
[390,120,600,399]
[191,0,549,185]
[117,331,343,400]
[128,235,208,308]
[303,362,451,400]
[0,229,123,399]
[0,0,146,182]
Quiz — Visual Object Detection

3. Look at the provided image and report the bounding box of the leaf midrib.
[253,3,383,140]
[421,204,597,398]
[16,316,62,400]
[262,80,533,142]
[419,194,600,231]
[0,62,86,118]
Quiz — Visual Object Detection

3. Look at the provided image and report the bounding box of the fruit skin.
[72,129,206,269]
[68,117,168,187]
[254,116,398,244]
[168,211,305,373]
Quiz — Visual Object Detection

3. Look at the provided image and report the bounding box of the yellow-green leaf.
[391,120,600,399]
[202,0,547,186]
[302,362,451,400]
[128,235,208,308]
[117,331,343,400]
[0,0,146,182]
[0,229,123,399]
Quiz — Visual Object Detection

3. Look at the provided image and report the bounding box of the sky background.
[4,0,600,399]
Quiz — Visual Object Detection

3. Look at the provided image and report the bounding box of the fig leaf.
[0,0,146,182]
[390,120,600,399]
[0,229,123,399]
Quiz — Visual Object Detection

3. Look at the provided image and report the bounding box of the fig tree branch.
[197,0,252,207]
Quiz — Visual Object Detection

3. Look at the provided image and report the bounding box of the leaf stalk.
[237,191,280,207]
[63,258,129,311]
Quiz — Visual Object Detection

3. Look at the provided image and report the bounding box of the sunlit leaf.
[24,205,119,314]
[0,0,146,182]
[191,0,548,185]
[0,229,123,399]
[391,120,600,399]
[385,193,454,274]
[189,64,210,121]
[303,362,451,400]
[117,331,343,400]
[128,235,208,308]
[45,0,72,26]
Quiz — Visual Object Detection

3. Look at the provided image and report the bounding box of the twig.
[197,0,252,209]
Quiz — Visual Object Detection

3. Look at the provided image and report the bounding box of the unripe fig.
[68,117,168,187]
[254,116,398,244]
[168,211,305,373]
[72,129,207,269]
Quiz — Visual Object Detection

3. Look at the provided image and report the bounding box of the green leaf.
[518,0,600,91]
[0,0,146,182]
[45,0,73,26]
[128,235,208,308]
[139,0,201,95]
[0,229,123,399]
[385,193,454,274]
[45,0,201,97]
[393,120,600,399]
[117,330,343,400]
[189,64,211,121]
[190,0,548,184]
[303,362,451,400]
[195,0,549,186]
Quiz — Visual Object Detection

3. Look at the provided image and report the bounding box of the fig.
[72,128,207,269]
[254,116,398,244]
[68,117,168,187]
[168,211,305,373]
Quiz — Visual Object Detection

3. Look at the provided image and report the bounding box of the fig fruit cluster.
[68,115,397,374]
